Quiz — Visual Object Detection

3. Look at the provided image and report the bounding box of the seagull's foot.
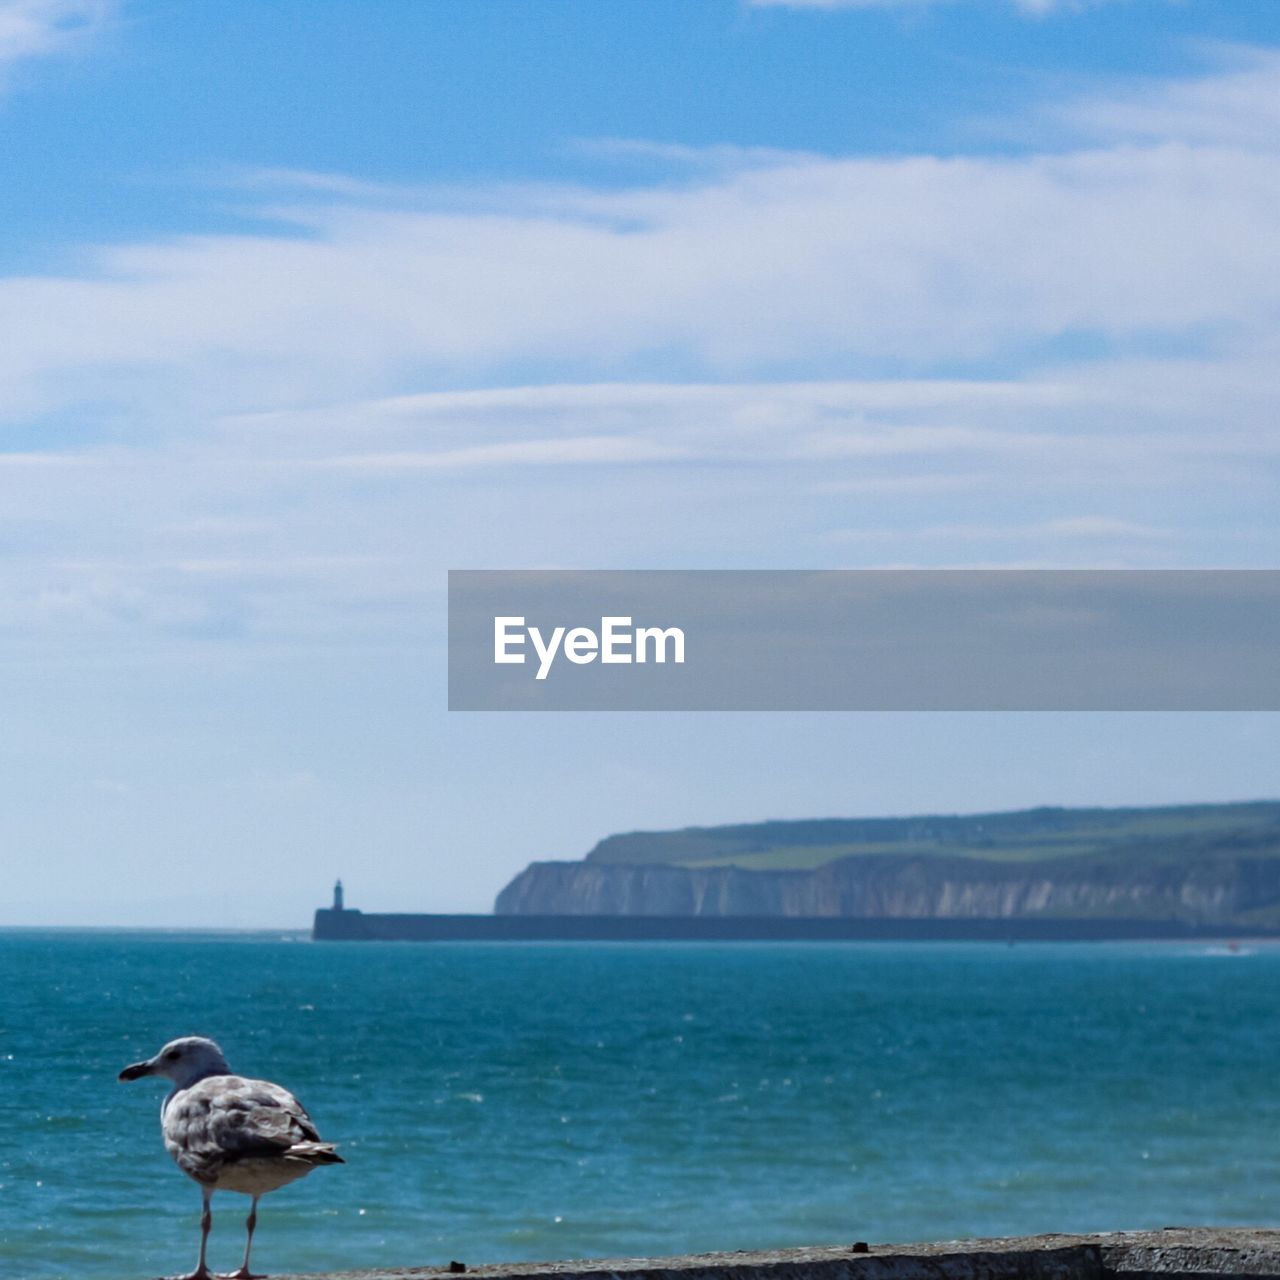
[217,1270,266,1279]
[158,1270,216,1280]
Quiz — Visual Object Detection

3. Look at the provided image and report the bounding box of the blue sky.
[2,0,1279,925]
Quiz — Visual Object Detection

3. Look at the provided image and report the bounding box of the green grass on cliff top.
[584,801,1280,871]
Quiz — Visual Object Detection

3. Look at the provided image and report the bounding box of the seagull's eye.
[165,1050,179,1061]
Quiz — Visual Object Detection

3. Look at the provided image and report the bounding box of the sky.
[2,0,1279,926]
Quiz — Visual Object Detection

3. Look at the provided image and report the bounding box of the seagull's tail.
[286,1141,346,1167]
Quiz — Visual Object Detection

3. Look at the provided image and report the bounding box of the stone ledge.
[269,1228,1280,1280]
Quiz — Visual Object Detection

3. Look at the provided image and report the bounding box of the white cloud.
[1039,516,1172,540]
[828,516,1174,543]
[2,124,1279,419]
[3,50,1277,427]
[747,0,1107,14]
[1059,45,1280,148]
[0,0,112,78]
[568,137,821,171]
[308,435,690,473]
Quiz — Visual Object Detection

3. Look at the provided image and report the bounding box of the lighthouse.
[332,879,344,911]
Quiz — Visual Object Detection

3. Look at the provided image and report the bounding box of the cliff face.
[493,852,1280,925]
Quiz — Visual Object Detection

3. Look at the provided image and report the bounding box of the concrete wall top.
[268,1228,1280,1280]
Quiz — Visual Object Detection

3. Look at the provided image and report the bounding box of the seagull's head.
[118,1036,232,1089]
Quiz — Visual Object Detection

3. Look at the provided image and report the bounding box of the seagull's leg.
[169,1184,215,1280]
[195,1184,214,1279]
[242,1196,259,1275]
[221,1195,264,1280]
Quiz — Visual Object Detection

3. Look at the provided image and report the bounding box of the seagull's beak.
[118,1058,155,1082]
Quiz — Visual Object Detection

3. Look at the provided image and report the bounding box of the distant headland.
[314,800,1280,941]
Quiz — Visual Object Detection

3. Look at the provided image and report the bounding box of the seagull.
[119,1035,344,1280]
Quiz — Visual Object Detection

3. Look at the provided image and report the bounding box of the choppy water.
[2,932,1278,1280]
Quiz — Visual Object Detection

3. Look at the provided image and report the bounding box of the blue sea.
[2,933,1278,1280]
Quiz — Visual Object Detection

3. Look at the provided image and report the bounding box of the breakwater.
[266,1228,1280,1280]
[311,907,1280,942]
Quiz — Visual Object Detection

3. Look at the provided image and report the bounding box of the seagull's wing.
[163,1075,322,1183]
